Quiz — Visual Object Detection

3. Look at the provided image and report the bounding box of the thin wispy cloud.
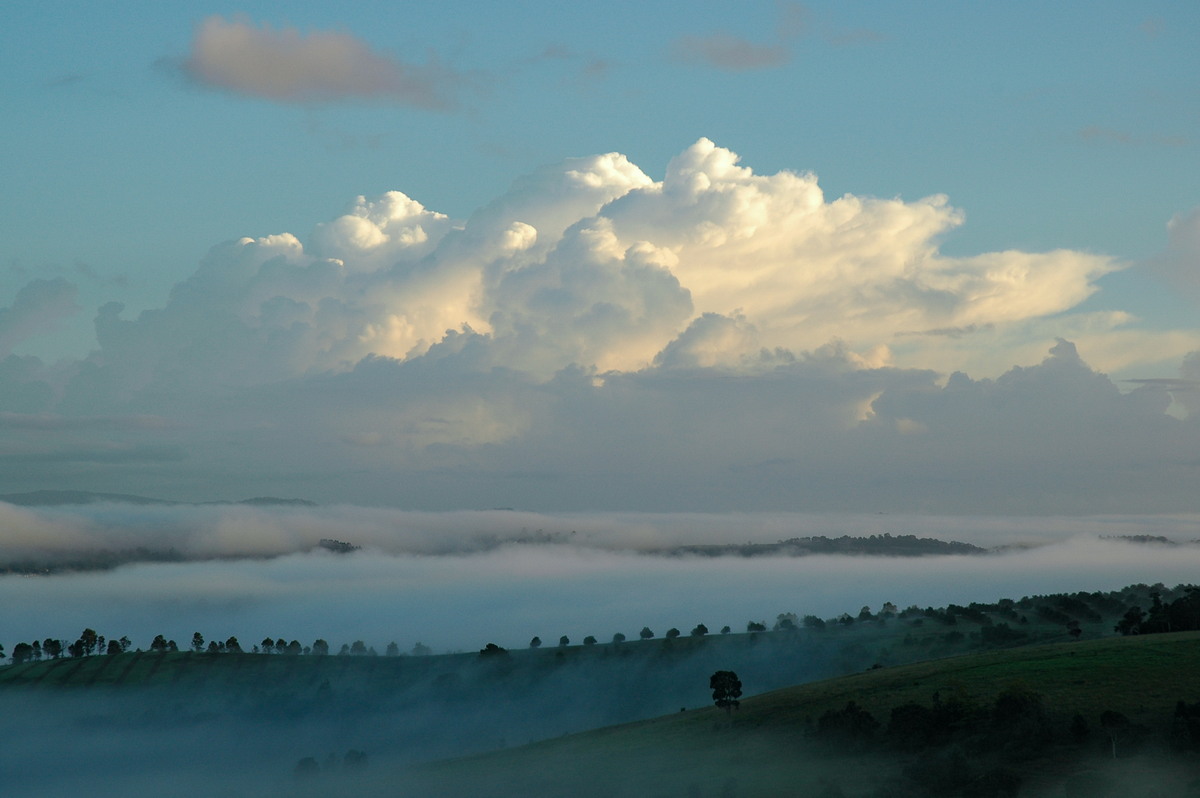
[670,33,791,71]
[178,16,461,108]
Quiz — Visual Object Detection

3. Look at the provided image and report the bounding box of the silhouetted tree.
[558,635,570,647]
[529,636,542,648]
[80,629,98,656]
[1070,713,1089,743]
[746,621,766,632]
[261,637,275,653]
[639,627,654,639]
[385,641,400,656]
[311,639,329,656]
[43,638,62,659]
[710,670,742,715]
[665,628,681,639]
[30,640,41,661]
[106,640,124,656]
[612,632,626,643]
[150,635,169,653]
[349,640,367,656]
[691,624,708,637]
[117,636,130,653]
[804,615,826,630]
[720,625,731,634]
[1115,607,1144,635]
[191,632,204,652]
[1100,710,1131,758]
[225,636,241,653]
[12,642,33,664]
[206,641,221,653]
[583,635,597,646]
[478,643,508,658]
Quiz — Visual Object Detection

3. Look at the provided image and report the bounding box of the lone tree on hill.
[710,670,742,715]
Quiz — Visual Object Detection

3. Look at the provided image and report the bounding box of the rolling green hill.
[396,633,1200,798]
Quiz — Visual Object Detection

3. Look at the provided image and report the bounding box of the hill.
[401,633,1200,797]
[0,489,315,507]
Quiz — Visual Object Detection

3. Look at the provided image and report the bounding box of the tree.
[386,641,400,656]
[43,639,62,659]
[529,636,542,648]
[411,642,431,656]
[1100,710,1131,759]
[118,636,131,653]
[746,621,767,632]
[691,624,708,637]
[612,632,626,644]
[80,628,98,656]
[665,628,681,639]
[150,635,169,653]
[583,635,597,646]
[710,670,742,715]
[12,642,34,664]
[558,635,570,647]
[479,643,508,658]
[775,613,799,631]
[191,632,204,653]
[225,636,242,653]
[311,639,329,656]
[261,637,275,653]
[1115,606,1144,635]
[720,625,731,635]
[639,627,654,640]
[106,640,122,655]
[349,640,367,656]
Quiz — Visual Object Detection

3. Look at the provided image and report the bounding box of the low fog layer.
[3,503,1199,651]
[5,500,1200,561]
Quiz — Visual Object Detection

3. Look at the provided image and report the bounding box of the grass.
[397,632,1200,797]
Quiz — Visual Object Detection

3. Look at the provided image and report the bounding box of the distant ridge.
[0,490,316,508]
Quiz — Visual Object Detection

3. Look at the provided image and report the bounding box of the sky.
[1,1,1198,511]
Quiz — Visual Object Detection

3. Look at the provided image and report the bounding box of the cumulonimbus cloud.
[25,138,1130,402]
[1,139,1197,512]
[180,16,459,108]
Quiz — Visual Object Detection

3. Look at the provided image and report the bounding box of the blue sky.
[0,2,1198,510]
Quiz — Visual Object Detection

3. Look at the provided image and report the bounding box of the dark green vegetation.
[664,533,988,558]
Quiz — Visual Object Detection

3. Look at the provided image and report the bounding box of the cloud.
[670,34,790,71]
[179,16,461,108]
[0,278,79,358]
[1146,206,1200,303]
[5,504,1200,652]
[0,140,1195,511]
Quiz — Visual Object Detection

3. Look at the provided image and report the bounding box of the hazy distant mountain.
[0,490,315,508]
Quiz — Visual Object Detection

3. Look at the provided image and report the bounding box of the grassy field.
[394,632,1200,797]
